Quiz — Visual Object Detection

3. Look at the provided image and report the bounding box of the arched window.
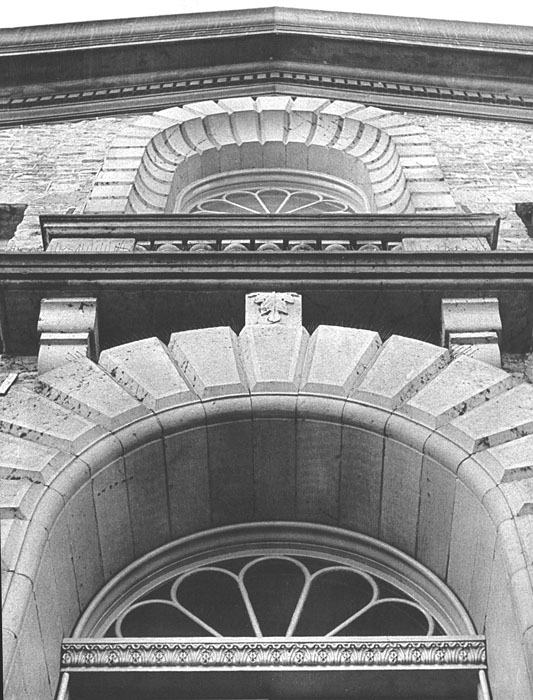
[175,170,371,215]
[60,524,487,700]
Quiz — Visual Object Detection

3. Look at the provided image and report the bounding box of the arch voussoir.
[1,323,532,700]
[85,96,456,215]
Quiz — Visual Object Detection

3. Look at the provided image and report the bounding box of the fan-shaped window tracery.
[174,169,372,215]
[189,188,355,215]
[110,554,445,640]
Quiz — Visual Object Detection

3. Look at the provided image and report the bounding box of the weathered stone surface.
[0,479,44,520]
[0,387,104,452]
[92,457,134,579]
[38,332,91,375]
[379,440,423,556]
[483,434,533,482]
[416,457,455,579]
[441,297,502,346]
[253,418,296,520]
[352,335,449,409]
[207,421,254,525]
[33,544,67,691]
[125,439,170,557]
[441,383,533,452]
[62,483,105,611]
[17,594,52,700]
[99,337,195,410]
[339,426,384,537]
[296,420,342,525]
[164,427,211,538]
[403,237,489,250]
[300,325,381,396]
[34,357,150,430]
[484,546,524,699]
[168,327,247,398]
[401,355,516,428]
[0,432,68,484]
[240,325,308,392]
[46,237,135,252]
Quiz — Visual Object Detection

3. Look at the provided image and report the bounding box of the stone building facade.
[1,9,533,700]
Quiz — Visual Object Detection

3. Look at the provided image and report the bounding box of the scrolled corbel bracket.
[37,297,99,374]
[441,297,502,367]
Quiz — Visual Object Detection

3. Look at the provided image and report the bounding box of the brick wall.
[0,109,532,249]
[410,114,533,249]
[0,116,138,249]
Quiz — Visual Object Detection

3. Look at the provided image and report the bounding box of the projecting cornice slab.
[1,8,532,125]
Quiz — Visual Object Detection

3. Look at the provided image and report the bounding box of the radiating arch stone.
[86,97,456,215]
[1,323,532,700]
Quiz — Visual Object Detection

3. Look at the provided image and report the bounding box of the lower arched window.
[59,524,488,700]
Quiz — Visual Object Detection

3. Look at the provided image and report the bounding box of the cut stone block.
[99,337,196,410]
[34,357,149,431]
[46,238,135,253]
[38,332,90,375]
[240,325,308,392]
[450,341,502,368]
[442,383,533,452]
[0,479,37,519]
[352,335,449,410]
[484,435,533,482]
[401,355,516,428]
[300,326,381,396]
[441,297,502,346]
[296,420,342,524]
[403,237,490,251]
[37,297,99,374]
[0,388,104,453]
[0,432,68,485]
[168,327,248,398]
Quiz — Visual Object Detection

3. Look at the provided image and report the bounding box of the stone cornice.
[61,636,486,671]
[1,9,532,126]
[2,251,532,287]
[3,75,531,127]
[1,9,531,54]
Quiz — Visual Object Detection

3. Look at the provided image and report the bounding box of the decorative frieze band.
[2,71,532,126]
[61,637,486,671]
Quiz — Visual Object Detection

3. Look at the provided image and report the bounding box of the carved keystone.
[246,292,302,326]
[441,297,502,367]
[37,298,99,374]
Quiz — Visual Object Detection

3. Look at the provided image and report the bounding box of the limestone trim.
[61,637,486,671]
[85,97,456,216]
[1,321,533,699]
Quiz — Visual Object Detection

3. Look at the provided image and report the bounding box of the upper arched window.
[174,169,372,215]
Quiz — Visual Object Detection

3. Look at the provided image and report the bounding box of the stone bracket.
[37,298,99,374]
[441,297,502,367]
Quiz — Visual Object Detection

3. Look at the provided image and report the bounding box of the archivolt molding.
[1,320,532,698]
[85,96,456,216]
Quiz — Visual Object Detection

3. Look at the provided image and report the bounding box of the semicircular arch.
[1,323,532,700]
[85,96,457,216]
